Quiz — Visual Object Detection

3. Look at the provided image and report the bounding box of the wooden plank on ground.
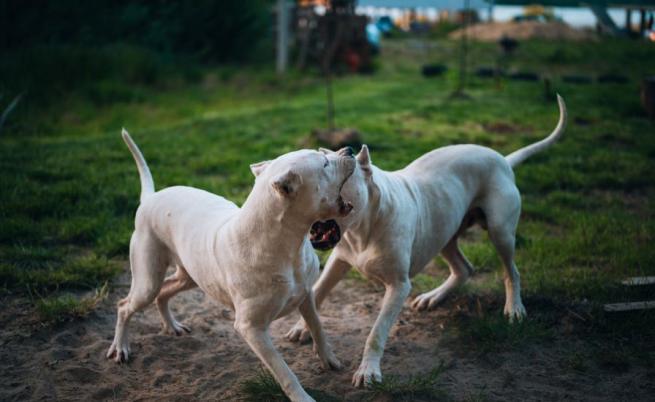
[604,301,655,312]
[621,276,655,286]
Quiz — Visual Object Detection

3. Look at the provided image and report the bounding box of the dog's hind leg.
[485,186,526,322]
[107,232,168,363]
[156,265,197,335]
[411,237,473,311]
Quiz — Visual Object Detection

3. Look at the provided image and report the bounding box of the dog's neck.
[342,165,390,246]
[235,182,312,258]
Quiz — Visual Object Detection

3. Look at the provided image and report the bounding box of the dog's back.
[135,186,239,266]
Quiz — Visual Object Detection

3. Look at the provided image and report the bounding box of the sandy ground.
[1,264,653,402]
[449,21,595,42]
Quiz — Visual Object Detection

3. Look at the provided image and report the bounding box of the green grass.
[34,282,109,323]
[447,314,553,355]
[239,370,289,402]
[365,363,449,402]
[1,38,654,325]
[239,365,450,402]
[239,369,339,402]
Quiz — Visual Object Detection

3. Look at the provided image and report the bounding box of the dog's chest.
[272,263,317,317]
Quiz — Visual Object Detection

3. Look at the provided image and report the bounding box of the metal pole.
[276,0,290,75]
[457,0,470,93]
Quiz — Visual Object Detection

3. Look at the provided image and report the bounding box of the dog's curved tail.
[121,128,155,202]
[505,94,567,168]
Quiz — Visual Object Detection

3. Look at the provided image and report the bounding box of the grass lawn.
[1,37,654,399]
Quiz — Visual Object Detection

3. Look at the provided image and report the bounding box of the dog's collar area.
[310,219,341,250]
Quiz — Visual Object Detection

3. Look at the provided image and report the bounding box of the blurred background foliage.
[0,0,273,105]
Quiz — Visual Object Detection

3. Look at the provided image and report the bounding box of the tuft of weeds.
[365,363,449,402]
[239,369,288,402]
[35,282,109,323]
[239,369,339,402]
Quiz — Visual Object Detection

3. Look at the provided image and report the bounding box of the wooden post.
[276,0,290,75]
[625,8,632,34]
[639,8,647,37]
[451,0,471,99]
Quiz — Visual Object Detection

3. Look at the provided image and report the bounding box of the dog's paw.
[106,341,131,364]
[504,302,527,323]
[411,290,447,311]
[285,320,312,344]
[352,361,382,388]
[314,344,342,371]
[319,351,343,371]
[165,320,191,336]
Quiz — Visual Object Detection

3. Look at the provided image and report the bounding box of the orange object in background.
[298,0,329,6]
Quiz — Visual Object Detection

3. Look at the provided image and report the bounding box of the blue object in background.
[366,23,382,52]
[376,16,394,34]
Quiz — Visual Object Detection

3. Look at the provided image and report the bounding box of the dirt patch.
[449,21,596,42]
[1,267,653,401]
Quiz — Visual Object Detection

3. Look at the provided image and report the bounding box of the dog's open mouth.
[310,219,341,250]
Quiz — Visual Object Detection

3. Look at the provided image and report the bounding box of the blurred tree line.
[0,0,274,113]
[0,0,272,62]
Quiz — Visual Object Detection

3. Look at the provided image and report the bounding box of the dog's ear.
[250,160,270,177]
[271,169,303,197]
[318,147,335,155]
[356,145,372,177]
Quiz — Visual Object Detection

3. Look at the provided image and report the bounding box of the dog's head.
[250,148,356,230]
[308,145,373,250]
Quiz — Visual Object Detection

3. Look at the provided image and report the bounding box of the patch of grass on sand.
[35,282,109,323]
[0,252,120,293]
[239,369,339,402]
[364,363,449,402]
[448,314,553,355]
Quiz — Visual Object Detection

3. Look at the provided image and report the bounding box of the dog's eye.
[323,160,329,168]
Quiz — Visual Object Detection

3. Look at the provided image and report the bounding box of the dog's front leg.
[298,292,342,370]
[235,318,315,402]
[353,278,411,387]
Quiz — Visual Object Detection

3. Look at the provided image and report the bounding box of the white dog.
[287,96,567,386]
[107,130,356,402]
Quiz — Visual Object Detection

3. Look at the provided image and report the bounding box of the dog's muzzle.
[311,150,355,250]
